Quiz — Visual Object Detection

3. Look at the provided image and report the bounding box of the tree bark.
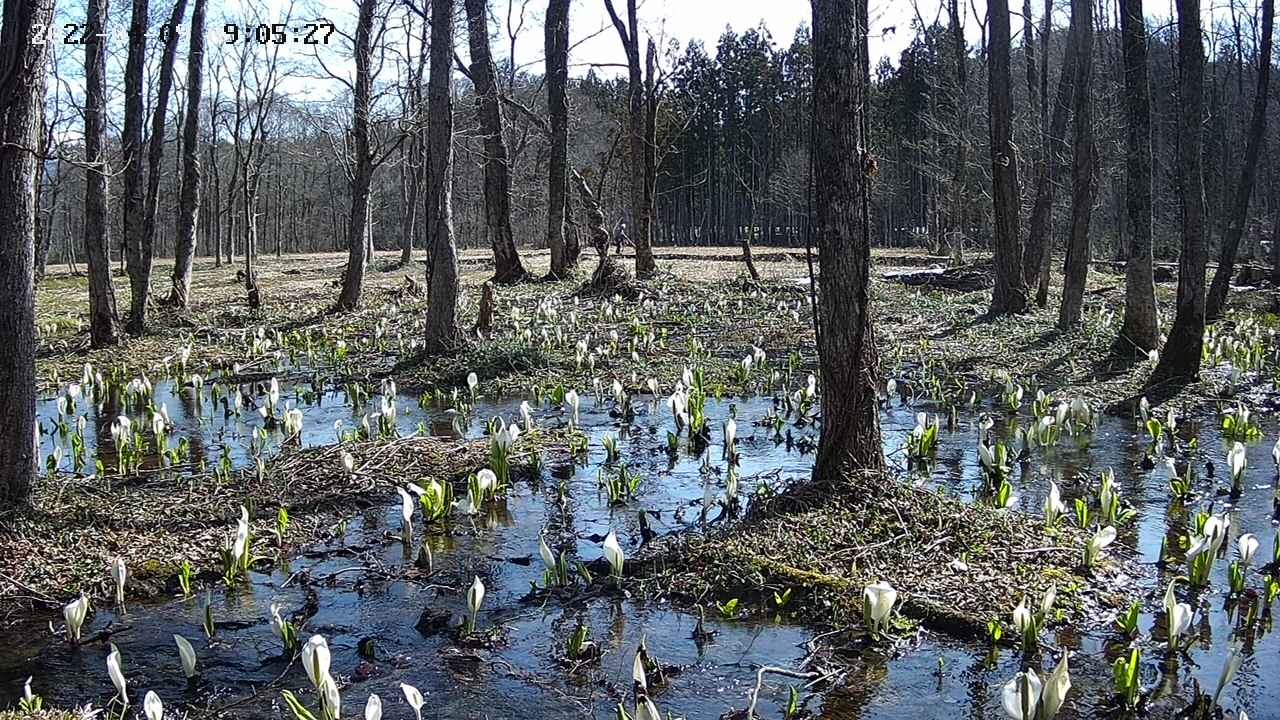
[947,0,968,264]
[1151,0,1208,382]
[122,0,150,335]
[545,0,572,278]
[465,0,527,283]
[811,0,884,478]
[132,0,189,321]
[987,0,1026,315]
[1117,0,1160,351]
[168,0,206,308]
[84,0,119,347]
[1057,0,1095,328]
[0,0,55,505]
[337,0,378,309]
[1206,0,1274,319]
[424,0,461,353]
[1024,19,1077,306]
[604,0,656,277]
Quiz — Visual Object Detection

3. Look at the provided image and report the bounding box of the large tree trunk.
[465,0,527,284]
[122,0,150,335]
[1206,0,1274,319]
[1151,0,1208,382]
[1023,17,1078,306]
[987,0,1026,316]
[545,0,573,278]
[811,0,884,479]
[0,0,55,506]
[423,0,461,353]
[84,0,119,348]
[169,0,207,308]
[133,0,189,322]
[336,0,378,310]
[605,0,656,278]
[1057,0,1096,328]
[1117,0,1160,351]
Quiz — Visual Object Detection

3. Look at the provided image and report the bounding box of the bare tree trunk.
[1151,0,1208,382]
[1117,0,1160,352]
[0,0,54,505]
[947,0,968,264]
[1057,0,1096,328]
[169,0,206,307]
[605,0,656,277]
[33,113,51,284]
[121,0,150,335]
[337,0,378,310]
[1272,209,1280,284]
[130,0,188,320]
[811,0,884,478]
[424,0,460,353]
[1023,13,1077,306]
[84,0,119,348]
[1206,0,1274,319]
[465,0,527,284]
[987,0,1026,316]
[545,0,572,278]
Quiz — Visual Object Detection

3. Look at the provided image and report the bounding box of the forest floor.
[14,245,1279,632]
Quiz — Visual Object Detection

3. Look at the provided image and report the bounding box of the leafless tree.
[424,0,461,351]
[986,0,1026,315]
[168,0,209,308]
[84,0,120,347]
[1117,0,1159,352]
[1057,0,1096,329]
[604,0,656,277]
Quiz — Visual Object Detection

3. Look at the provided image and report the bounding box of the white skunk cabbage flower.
[174,634,197,678]
[401,683,424,720]
[1272,435,1280,468]
[1168,602,1193,649]
[1012,598,1033,633]
[539,535,557,574]
[520,401,533,431]
[396,487,415,538]
[467,372,479,395]
[302,635,331,689]
[144,690,163,720]
[63,593,90,642]
[320,673,340,720]
[107,644,128,705]
[1086,526,1117,566]
[862,581,897,634]
[603,531,625,578]
[467,576,486,631]
[110,557,127,606]
[636,697,663,720]
[1213,640,1244,705]
[724,418,737,452]
[1001,669,1043,720]
[1040,584,1057,616]
[341,450,355,475]
[1041,654,1071,720]
[1044,482,1065,525]
[1239,533,1259,566]
[1227,441,1248,485]
[565,389,580,427]
[364,693,383,720]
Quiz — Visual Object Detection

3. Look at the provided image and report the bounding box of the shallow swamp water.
[3,372,1279,719]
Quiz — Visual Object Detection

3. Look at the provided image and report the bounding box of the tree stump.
[474,281,495,336]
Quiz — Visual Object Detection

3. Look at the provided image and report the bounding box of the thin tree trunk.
[0,0,54,505]
[545,0,572,278]
[122,0,150,335]
[1206,0,1274,319]
[987,0,1027,315]
[1024,15,1078,305]
[131,0,189,320]
[605,0,656,277]
[465,0,527,284]
[168,0,204,308]
[337,0,378,310]
[84,0,119,347]
[424,0,460,353]
[947,0,968,265]
[811,0,884,478]
[1057,0,1096,328]
[1151,0,1208,382]
[1117,0,1160,351]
